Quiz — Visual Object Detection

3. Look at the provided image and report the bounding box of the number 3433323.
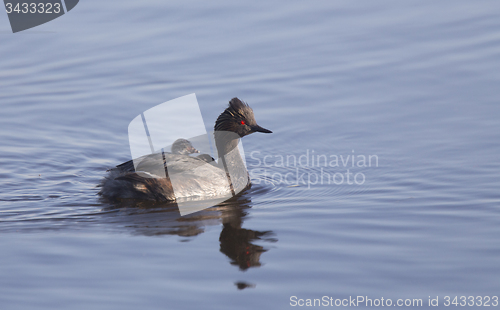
[5,3,62,14]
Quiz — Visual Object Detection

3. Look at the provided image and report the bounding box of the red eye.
[240,120,246,125]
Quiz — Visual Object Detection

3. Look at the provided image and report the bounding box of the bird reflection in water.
[218,196,276,270]
[101,187,277,271]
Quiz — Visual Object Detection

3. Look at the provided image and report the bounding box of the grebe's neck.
[214,131,248,194]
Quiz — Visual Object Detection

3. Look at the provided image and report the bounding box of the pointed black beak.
[251,124,272,134]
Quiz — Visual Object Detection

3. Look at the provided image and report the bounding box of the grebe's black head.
[214,98,272,137]
[171,138,200,155]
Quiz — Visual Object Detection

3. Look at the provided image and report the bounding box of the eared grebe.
[170,138,200,155]
[99,98,272,201]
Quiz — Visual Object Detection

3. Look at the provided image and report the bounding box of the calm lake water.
[1,0,500,309]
